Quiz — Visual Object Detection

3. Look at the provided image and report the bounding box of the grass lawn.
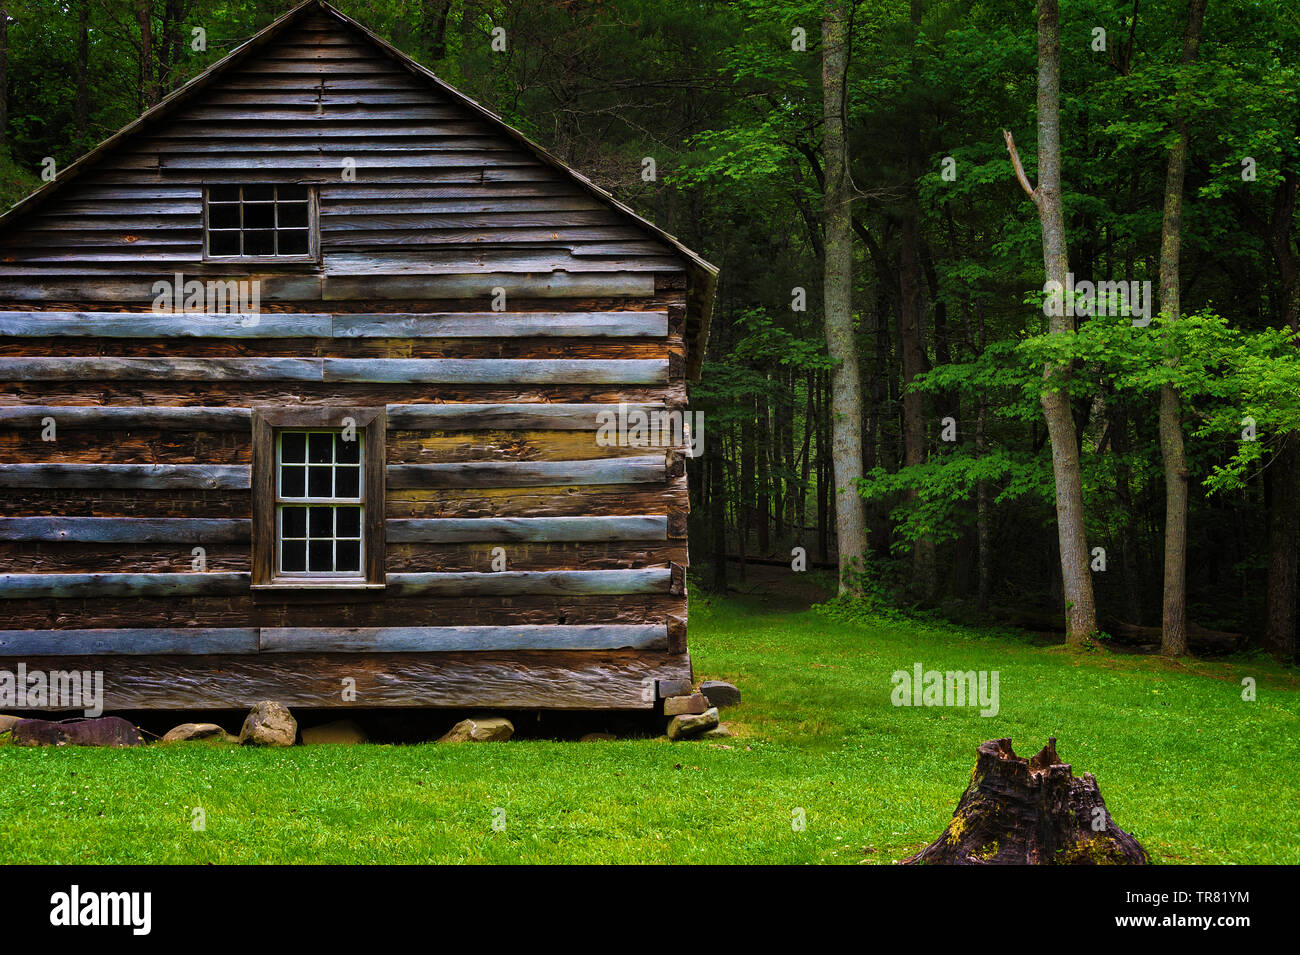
[2,591,1297,864]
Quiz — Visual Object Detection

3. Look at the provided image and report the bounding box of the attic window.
[205,185,317,259]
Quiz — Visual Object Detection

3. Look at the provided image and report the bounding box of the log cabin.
[0,0,715,712]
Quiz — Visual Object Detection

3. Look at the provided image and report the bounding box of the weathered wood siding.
[0,6,693,708]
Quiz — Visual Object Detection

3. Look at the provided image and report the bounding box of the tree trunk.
[709,438,728,594]
[1155,0,1208,657]
[0,6,9,153]
[783,368,798,536]
[137,0,157,110]
[756,389,771,555]
[903,738,1148,865]
[798,369,815,538]
[75,1,90,140]
[817,370,831,562]
[1265,441,1299,660]
[1110,400,1143,625]
[1006,0,1098,643]
[1264,173,1300,662]
[420,0,454,61]
[739,401,754,582]
[899,204,935,598]
[822,0,868,591]
[976,307,992,611]
[163,0,184,93]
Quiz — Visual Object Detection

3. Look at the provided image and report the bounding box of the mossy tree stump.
[903,737,1148,865]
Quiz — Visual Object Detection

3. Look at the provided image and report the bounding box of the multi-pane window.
[205,185,313,258]
[276,430,363,576]
[252,408,384,590]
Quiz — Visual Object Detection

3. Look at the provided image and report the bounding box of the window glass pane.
[281,432,306,463]
[209,231,240,256]
[210,185,240,203]
[278,203,308,228]
[309,507,333,537]
[308,540,333,572]
[278,230,309,255]
[335,466,360,499]
[308,432,333,464]
[336,541,361,572]
[280,465,305,498]
[243,203,274,229]
[336,435,360,464]
[244,229,275,255]
[244,185,274,202]
[282,505,307,538]
[336,506,361,538]
[278,185,309,202]
[282,540,306,572]
[209,205,240,229]
[307,466,332,498]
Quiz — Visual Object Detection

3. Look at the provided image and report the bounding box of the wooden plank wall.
[0,9,693,706]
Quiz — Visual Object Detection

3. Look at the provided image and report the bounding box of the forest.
[1,0,1297,663]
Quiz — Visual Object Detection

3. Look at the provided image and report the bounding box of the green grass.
[2,593,1297,864]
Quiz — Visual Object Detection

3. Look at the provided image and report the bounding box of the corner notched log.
[904,738,1147,865]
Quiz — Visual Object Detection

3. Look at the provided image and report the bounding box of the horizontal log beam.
[0,624,666,655]
[259,624,667,652]
[0,463,251,490]
[0,404,669,434]
[0,628,258,655]
[0,572,249,599]
[385,515,667,543]
[321,358,665,384]
[0,310,668,339]
[386,455,665,488]
[0,357,322,381]
[0,311,328,337]
[0,517,250,543]
[0,568,668,599]
[321,272,655,301]
[385,568,670,596]
[0,405,252,430]
[0,357,666,385]
[332,311,667,337]
[384,402,666,430]
[8,650,691,709]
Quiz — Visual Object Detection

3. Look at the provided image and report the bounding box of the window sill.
[252,580,386,592]
[201,257,321,271]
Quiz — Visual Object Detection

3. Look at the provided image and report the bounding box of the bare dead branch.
[1003,128,1039,205]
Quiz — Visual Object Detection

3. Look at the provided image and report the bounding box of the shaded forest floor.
[1,585,1296,864]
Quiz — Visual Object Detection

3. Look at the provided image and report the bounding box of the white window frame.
[274,428,365,579]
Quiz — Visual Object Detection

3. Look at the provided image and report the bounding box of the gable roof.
[0,0,717,378]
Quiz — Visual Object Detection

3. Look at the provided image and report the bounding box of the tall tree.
[822,0,868,591]
[0,6,9,154]
[1005,0,1098,643]
[899,0,935,599]
[136,0,156,110]
[1263,169,1300,661]
[419,0,454,62]
[1156,0,1210,656]
[75,0,90,141]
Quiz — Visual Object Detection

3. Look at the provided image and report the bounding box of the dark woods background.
[1,0,1297,660]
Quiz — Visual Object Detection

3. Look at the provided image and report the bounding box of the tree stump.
[903,738,1147,865]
